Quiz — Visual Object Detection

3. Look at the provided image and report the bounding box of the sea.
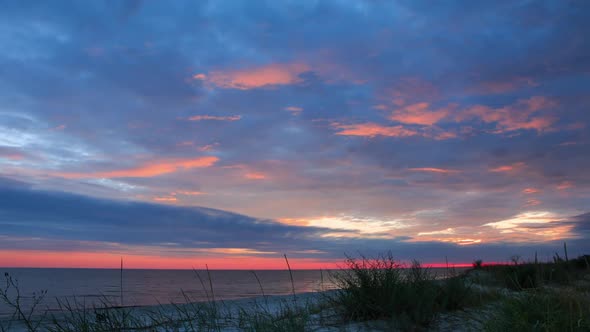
[0,268,337,318]
[0,267,465,319]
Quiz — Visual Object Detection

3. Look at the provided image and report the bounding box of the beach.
[2,257,589,331]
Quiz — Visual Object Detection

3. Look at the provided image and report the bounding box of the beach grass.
[326,252,481,329]
[483,289,590,331]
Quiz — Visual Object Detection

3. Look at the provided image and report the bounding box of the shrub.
[505,264,540,290]
[473,260,483,269]
[329,253,472,329]
[438,276,473,310]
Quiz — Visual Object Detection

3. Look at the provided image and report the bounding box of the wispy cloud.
[188,115,241,121]
[153,196,177,202]
[194,63,310,90]
[332,122,418,138]
[489,162,526,173]
[244,172,266,180]
[408,167,461,174]
[483,211,573,242]
[389,102,453,126]
[459,96,557,133]
[522,188,540,194]
[57,156,219,179]
[557,181,574,190]
[284,106,303,115]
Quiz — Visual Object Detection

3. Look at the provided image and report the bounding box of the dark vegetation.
[480,254,590,290]
[484,289,590,332]
[327,253,481,329]
[1,249,589,331]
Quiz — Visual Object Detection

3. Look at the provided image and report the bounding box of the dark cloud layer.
[1,184,588,263]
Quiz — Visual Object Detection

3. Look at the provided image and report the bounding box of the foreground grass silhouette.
[1,252,589,331]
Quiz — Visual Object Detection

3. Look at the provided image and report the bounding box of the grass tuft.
[484,289,590,332]
[328,252,474,329]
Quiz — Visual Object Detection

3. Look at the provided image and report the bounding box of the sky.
[0,0,589,269]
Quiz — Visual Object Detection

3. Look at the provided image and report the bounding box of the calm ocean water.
[0,268,337,317]
[0,267,464,318]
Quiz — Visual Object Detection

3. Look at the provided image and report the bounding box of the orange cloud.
[198,63,310,89]
[522,188,540,194]
[58,156,219,179]
[188,115,241,121]
[408,167,461,174]
[389,102,453,126]
[276,218,311,227]
[460,96,557,132]
[245,172,266,180]
[153,196,177,202]
[489,162,525,173]
[332,122,418,138]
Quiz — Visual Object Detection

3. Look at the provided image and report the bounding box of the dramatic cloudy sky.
[1,1,589,268]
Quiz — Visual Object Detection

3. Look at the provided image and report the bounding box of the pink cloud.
[245,172,267,180]
[0,148,25,160]
[408,167,461,174]
[557,181,573,190]
[222,164,269,180]
[525,199,542,207]
[522,188,540,194]
[389,102,454,126]
[192,73,206,80]
[57,156,219,179]
[489,162,526,173]
[197,63,310,89]
[459,96,557,132]
[198,143,219,151]
[332,122,419,138]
